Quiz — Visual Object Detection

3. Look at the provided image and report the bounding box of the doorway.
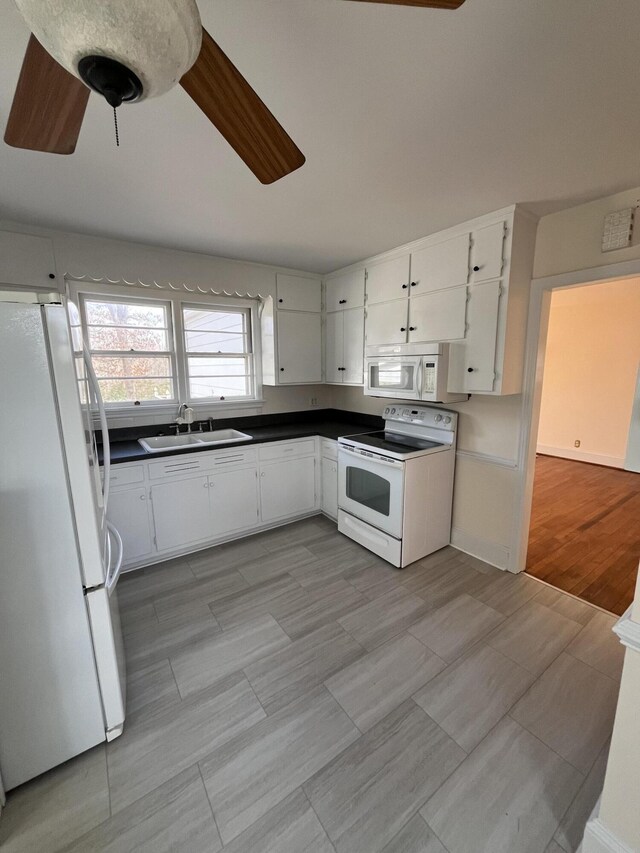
[524,278,640,614]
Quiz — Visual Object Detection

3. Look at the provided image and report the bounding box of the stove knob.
[443,416,452,425]
[435,414,443,422]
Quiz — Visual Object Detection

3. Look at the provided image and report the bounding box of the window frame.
[78,291,179,407]
[179,301,256,403]
[67,281,263,415]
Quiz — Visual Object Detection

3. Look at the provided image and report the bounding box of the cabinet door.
[260,456,316,523]
[324,311,344,383]
[277,311,322,383]
[107,487,153,564]
[0,231,56,289]
[408,286,467,343]
[409,233,469,296]
[342,307,364,384]
[321,456,338,519]
[325,270,365,312]
[209,468,259,536]
[366,255,410,305]
[449,281,501,393]
[365,299,408,347]
[470,221,505,283]
[151,476,212,552]
[276,274,321,312]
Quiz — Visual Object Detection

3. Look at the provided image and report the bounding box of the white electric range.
[337,404,457,567]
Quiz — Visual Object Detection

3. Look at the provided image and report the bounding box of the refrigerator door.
[45,303,107,589]
[0,299,106,790]
[86,584,126,740]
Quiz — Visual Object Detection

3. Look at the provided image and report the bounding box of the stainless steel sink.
[138,429,251,454]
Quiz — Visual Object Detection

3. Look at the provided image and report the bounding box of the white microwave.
[365,345,467,403]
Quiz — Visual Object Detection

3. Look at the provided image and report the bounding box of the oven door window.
[345,466,391,516]
[369,362,416,392]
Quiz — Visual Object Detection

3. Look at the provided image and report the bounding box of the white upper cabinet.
[324,311,344,384]
[409,233,470,296]
[408,286,467,344]
[470,221,506,283]
[365,299,409,347]
[365,254,411,305]
[277,311,322,384]
[276,274,322,312]
[0,231,57,289]
[324,308,364,384]
[449,281,501,393]
[325,269,365,312]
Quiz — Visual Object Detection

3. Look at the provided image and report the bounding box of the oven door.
[365,357,422,400]
[338,445,405,537]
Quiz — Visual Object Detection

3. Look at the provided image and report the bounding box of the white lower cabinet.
[321,456,338,519]
[209,467,259,536]
[106,486,153,562]
[151,475,212,552]
[259,456,317,523]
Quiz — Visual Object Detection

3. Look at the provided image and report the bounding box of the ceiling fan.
[4,0,466,184]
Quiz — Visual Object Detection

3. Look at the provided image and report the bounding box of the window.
[72,285,259,410]
[183,305,253,400]
[81,296,176,404]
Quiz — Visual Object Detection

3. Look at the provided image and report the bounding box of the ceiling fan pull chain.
[113,107,119,148]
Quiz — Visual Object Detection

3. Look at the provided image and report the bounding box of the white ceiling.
[2,0,640,274]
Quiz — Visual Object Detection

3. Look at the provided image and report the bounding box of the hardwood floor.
[526,455,640,615]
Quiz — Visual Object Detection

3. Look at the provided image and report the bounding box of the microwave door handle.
[415,358,424,399]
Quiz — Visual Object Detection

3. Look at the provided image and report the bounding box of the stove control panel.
[383,404,457,430]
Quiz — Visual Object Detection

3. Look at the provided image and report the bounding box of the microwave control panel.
[423,361,436,394]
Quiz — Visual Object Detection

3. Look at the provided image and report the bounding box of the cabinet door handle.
[402,283,408,289]
[278,298,283,303]
[409,326,416,331]
[339,299,347,304]
[280,367,285,372]
[400,327,406,332]
[467,367,475,372]
[473,265,480,272]
[260,471,265,477]
[140,493,146,500]
[410,281,418,287]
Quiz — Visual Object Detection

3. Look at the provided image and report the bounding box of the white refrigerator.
[0,292,126,791]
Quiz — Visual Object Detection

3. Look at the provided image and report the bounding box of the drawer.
[106,464,144,487]
[209,447,257,469]
[148,453,213,480]
[258,438,317,462]
[320,438,338,461]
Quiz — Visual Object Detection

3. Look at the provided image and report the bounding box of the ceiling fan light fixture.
[13,0,203,100]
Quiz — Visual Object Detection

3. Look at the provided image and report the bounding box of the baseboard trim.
[536,445,625,469]
[451,527,510,571]
[582,816,635,853]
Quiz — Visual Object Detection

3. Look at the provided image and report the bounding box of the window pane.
[184,330,245,353]
[187,357,247,376]
[188,376,250,399]
[85,300,167,328]
[87,326,169,352]
[92,356,172,380]
[183,308,245,334]
[98,378,174,403]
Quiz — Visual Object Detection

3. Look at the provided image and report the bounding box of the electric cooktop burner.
[345,430,444,457]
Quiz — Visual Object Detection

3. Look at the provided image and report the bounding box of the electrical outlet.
[574,439,581,448]
[309,397,318,407]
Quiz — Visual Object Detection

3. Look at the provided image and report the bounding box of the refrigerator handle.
[83,345,111,513]
[106,522,124,594]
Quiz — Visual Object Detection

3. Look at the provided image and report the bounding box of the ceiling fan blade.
[345,1,465,7]
[180,28,305,184]
[4,34,90,155]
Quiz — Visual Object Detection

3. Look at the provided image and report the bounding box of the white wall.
[537,279,640,468]
[0,219,329,427]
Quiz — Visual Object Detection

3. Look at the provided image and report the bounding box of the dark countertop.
[101,409,383,465]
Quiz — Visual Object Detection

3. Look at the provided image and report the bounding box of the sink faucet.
[175,403,194,434]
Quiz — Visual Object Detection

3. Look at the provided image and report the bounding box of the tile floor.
[0,516,625,853]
